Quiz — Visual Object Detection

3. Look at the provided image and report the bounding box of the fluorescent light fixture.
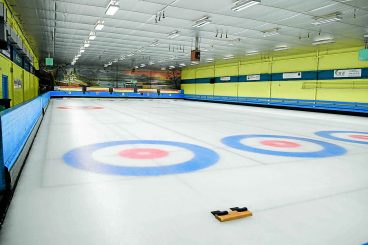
[119,56,126,60]
[262,28,280,37]
[274,45,288,51]
[191,61,199,65]
[106,0,119,16]
[149,40,159,47]
[148,61,155,65]
[76,54,81,58]
[206,58,214,62]
[140,64,146,67]
[312,37,335,45]
[113,59,118,63]
[245,50,259,55]
[80,47,85,53]
[108,62,113,65]
[84,41,90,48]
[232,0,261,12]
[169,65,175,69]
[179,63,186,67]
[127,53,134,57]
[134,66,139,69]
[95,20,105,30]
[192,16,211,28]
[168,30,180,39]
[312,12,342,25]
[89,31,96,40]
[364,34,368,38]
[224,54,235,60]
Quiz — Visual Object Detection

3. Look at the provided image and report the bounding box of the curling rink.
[1,98,368,245]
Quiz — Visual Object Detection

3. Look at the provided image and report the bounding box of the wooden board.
[215,211,253,222]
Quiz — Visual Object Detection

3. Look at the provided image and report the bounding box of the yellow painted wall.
[181,47,368,103]
[181,84,196,95]
[238,82,271,98]
[214,82,237,96]
[196,84,214,96]
[12,64,24,106]
[0,1,40,106]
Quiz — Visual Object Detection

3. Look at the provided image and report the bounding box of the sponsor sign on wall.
[283,72,302,79]
[246,74,260,81]
[334,69,362,78]
[220,76,231,81]
[14,79,22,88]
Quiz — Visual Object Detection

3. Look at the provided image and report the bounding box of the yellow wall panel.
[239,62,271,75]
[316,80,368,103]
[272,56,317,73]
[214,83,238,96]
[196,84,214,95]
[271,81,316,100]
[24,71,30,100]
[196,67,214,78]
[181,84,196,95]
[12,64,24,106]
[181,69,196,80]
[215,64,239,77]
[238,82,271,98]
[318,51,368,70]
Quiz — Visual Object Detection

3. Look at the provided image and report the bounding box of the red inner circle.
[260,140,301,148]
[349,134,368,140]
[119,148,169,159]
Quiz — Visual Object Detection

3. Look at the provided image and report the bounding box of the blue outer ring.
[221,135,346,158]
[63,140,219,176]
[315,131,368,145]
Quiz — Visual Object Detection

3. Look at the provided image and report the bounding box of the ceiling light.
[113,59,118,63]
[149,40,159,47]
[262,28,280,37]
[179,63,186,67]
[192,16,211,28]
[224,54,235,60]
[206,58,214,62]
[168,30,180,39]
[312,37,335,45]
[76,54,81,58]
[127,53,134,57]
[312,12,342,25]
[119,56,126,60]
[89,31,96,40]
[80,47,85,53]
[134,66,139,69]
[84,41,90,48]
[245,50,259,55]
[140,64,146,67]
[169,65,175,69]
[106,0,119,16]
[274,45,288,51]
[232,0,261,12]
[148,61,155,65]
[363,34,368,38]
[95,20,105,30]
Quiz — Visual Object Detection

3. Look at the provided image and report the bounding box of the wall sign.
[334,69,362,78]
[247,74,260,81]
[220,76,231,81]
[14,79,22,88]
[283,72,302,79]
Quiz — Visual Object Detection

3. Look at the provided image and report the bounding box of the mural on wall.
[54,65,181,89]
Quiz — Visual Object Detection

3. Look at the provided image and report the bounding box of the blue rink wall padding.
[50,91,184,99]
[0,93,51,192]
[183,94,368,114]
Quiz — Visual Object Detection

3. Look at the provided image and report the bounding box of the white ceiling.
[7,0,368,69]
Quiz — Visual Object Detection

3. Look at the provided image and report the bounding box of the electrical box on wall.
[359,49,368,61]
[191,49,200,62]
